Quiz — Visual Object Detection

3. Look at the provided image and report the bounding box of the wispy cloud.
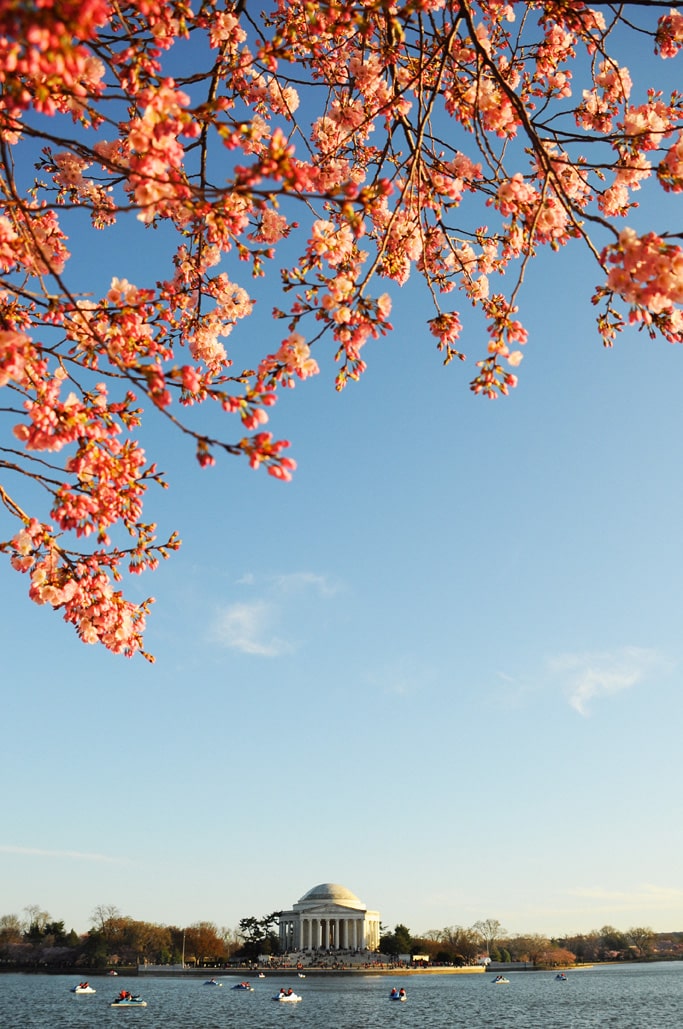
[568,883,683,912]
[212,571,342,656]
[238,570,341,597]
[548,646,667,715]
[0,845,127,864]
[210,600,293,657]
[272,571,341,597]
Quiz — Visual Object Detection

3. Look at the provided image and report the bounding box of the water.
[1,963,681,1028]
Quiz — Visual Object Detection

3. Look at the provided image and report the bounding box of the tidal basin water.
[1,962,682,1029]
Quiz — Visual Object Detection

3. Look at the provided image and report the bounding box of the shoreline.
[137,965,488,977]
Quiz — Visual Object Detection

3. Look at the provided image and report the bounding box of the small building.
[278,882,380,953]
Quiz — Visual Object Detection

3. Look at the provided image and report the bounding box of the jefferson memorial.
[278,883,381,953]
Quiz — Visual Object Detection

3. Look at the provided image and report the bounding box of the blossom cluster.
[1,0,682,656]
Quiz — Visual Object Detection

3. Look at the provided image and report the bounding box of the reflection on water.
[1,963,681,1029]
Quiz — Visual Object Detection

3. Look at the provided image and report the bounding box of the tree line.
[1,905,681,970]
[378,919,681,967]
[0,905,240,969]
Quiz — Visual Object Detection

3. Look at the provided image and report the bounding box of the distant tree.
[81,929,110,967]
[168,926,186,965]
[541,945,576,968]
[437,926,481,965]
[90,905,122,941]
[473,918,506,956]
[128,920,173,964]
[41,920,68,946]
[183,922,225,965]
[380,923,413,957]
[23,906,50,935]
[394,924,413,954]
[0,914,23,946]
[237,912,281,961]
[24,907,53,945]
[598,925,629,959]
[508,934,552,965]
[85,913,174,965]
[556,932,601,964]
[626,927,656,959]
[379,930,398,956]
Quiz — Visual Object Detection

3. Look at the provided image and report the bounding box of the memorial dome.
[298,883,364,908]
[281,882,381,952]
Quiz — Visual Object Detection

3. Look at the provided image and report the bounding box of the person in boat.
[399,988,406,999]
[118,989,131,1000]
[390,987,399,999]
[287,987,293,996]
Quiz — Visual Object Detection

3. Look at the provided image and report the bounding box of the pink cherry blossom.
[2,0,683,656]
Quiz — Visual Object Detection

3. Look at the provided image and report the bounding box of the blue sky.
[1,10,683,943]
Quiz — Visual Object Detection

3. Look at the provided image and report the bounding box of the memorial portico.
[278,883,381,954]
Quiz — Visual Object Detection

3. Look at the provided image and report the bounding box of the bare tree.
[23,905,50,933]
[473,918,506,956]
[626,926,656,958]
[91,904,121,939]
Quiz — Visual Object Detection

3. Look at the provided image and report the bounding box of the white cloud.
[548,646,667,715]
[0,845,127,863]
[211,570,341,656]
[210,600,293,657]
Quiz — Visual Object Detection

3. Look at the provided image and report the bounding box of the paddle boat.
[258,972,266,978]
[107,970,119,976]
[71,982,96,994]
[298,972,306,978]
[232,981,254,991]
[493,975,510,984]
[273,989,302,1003]
[389,987,407,1001]
[110,993,147,1007]
[555,972,568,981]
[204,978,223,986]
